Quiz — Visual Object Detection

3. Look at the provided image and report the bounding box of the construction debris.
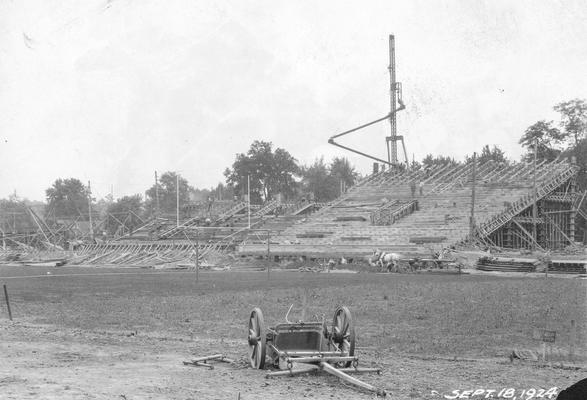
[476,256,539,272]
[183,354,235,370]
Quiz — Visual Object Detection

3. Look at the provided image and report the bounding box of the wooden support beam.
[512,219,545,251]
[543,213,577,249]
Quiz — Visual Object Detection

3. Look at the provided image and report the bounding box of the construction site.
[1,30,586,399]
[1,35,586,275]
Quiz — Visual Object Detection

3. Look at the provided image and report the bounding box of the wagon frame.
[247,305,386,396]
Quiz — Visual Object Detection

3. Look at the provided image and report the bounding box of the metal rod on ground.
[336,367,382,374]
[3,284,12,321]
[266,364,320,377]
[319,361,386,397]
[190,354,234,363]
[288,356,358,364]
[183,360,214,369]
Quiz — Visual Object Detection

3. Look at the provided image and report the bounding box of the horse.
[370,249,402,273]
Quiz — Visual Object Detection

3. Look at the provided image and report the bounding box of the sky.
[1,0,586,202]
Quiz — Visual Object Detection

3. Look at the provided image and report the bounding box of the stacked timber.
[548,259,587,274]
[476,256,538,272]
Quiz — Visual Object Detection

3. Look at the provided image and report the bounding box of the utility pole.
[385,34,408,169]
[532,139,538,251]
[247,174,251,229]
[88,180,94,240]
[470,153,476,239]
[176,173,180,227]
[154,171,160,218]
[387,34,397,166]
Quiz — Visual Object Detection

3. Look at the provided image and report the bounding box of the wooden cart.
[247,305,386,396]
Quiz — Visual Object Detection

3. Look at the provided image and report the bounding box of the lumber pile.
[548,259,587,274]
[476,256,538,272]
[65,240,233,268]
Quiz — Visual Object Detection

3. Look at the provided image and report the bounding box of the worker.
[410,181,416,198]
[419,181,424,196]
[207,196,214,214]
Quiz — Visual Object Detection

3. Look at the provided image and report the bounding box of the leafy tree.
[301,157,338,202]
[145,172,192,215]
[421,154,458,168]
[45,178,89,219]
[467,145,509,164]
[213,182,234,201]
[329,157,359,189]
[105,195,144,236]
[272,148,299,198]
[562,137,587,188]
[190,187,212,203]
[410,160,422,170]
[224,141,299,202]
[554,99,587,147]
[0,199,34,233]
[519,120,564,162]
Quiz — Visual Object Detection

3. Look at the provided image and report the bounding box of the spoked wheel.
[331,305,356,367]
[248,307,266,369]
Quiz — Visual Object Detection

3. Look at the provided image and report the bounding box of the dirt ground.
[0,267,585,399]
[2,321,583,400]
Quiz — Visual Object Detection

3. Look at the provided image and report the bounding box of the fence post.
[195,232,199,284]
[3,284,13,321]
[569,319,575,361]
[267,230,271,281]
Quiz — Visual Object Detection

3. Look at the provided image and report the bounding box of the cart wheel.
[331,305,355,367]
[248,307,266,369]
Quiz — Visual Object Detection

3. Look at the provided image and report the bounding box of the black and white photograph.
[0,1,586,399]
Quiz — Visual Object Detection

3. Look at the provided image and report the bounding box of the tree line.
[33,141,361,235]
[3,98,585,236]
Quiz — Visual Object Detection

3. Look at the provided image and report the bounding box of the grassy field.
[1,266,585,360]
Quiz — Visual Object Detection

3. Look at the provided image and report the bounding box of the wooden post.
[570,178,576,242]
[470,152,476,239]
[569,319,575,361]
[176,174,180,227]
[3,284,12,321]
[155,171,160,218]
[88,181,94,240]
[267,230,271,281]
[195,232,199,283]
[301,287,308,321]
[532,139,537,251]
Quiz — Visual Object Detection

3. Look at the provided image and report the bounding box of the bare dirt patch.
[0,266,585,399]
